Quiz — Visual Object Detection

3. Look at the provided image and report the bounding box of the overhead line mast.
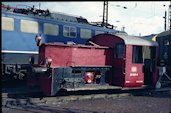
[169,2,171,29]
[102,1,108,27]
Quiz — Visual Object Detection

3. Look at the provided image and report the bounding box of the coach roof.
[114,33,158,46]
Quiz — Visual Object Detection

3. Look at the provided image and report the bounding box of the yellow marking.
[152,34,158,41]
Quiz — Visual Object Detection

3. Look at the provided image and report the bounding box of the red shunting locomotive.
[27,34,158,96]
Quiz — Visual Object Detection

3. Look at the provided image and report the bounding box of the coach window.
[63,25,76,38]
[2,17,14,31]
[21,19,38,34]
[95,30,104,35]
[44,23,59,36]
[115,43,125,58]
[132,46,143,63]
[142,46,151,62]
[80,28,92,39]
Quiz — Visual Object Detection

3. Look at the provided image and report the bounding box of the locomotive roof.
[2,6,89,24]
[157,29,171,37]
[114,33,158,46]
[50,11,88,24]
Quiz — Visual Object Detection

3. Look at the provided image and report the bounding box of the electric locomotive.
[1,4,126,81]
[156,30,171,67]
[155,30,171,84]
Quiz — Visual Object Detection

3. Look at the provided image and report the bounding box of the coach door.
[143,46,156,85]
[128,45,144,86]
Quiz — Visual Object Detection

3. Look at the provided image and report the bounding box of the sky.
[2,1,171,36]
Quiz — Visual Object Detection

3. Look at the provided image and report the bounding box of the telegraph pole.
[164,11,167,31]
[102,1,108,27]
[169,2,171,29]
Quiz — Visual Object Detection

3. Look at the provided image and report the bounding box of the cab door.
[112,43,126,86]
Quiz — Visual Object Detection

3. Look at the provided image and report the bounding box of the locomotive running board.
[66,84,122,91]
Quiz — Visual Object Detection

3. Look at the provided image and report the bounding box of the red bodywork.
[28,34,158,96]
[90,34,158,87]
[38,42,109,67]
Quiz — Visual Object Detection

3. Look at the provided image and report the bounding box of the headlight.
[45,57,52,66]
[35,35,42,46]
[35,35,41,42]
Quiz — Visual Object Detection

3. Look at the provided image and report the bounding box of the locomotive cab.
[89,33,158,87]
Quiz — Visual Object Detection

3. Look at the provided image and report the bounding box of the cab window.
[2,17,14,31]
[132,46,143,63]
[21,19,38,34]
[115,43,125,58]
[44,23,59,36]
[63,25,76,38]
[95,30,104,35]
[80,28,92,39]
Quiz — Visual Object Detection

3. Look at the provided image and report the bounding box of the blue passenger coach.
[1,4,127,80]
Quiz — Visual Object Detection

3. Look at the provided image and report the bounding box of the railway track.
[2,87,153,107]
[2,92,132,106]
[2,80,171,107]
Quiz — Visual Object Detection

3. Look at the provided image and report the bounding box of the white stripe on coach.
[2,50,38,54]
